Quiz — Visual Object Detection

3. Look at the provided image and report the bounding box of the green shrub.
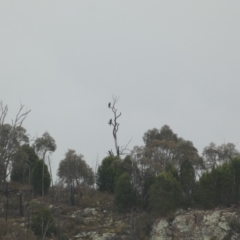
[114,172,136,211]
[0,219,36,240]
[180,160,195,207]
[195,162,234,208]
[60,233,70,240]
[96,156,116,192]
[194,171,215,209]
[11,144,39,184]
[31,207,56,237]
[31,160,51,195]
[149,171,182,216]
[134,212,153,240]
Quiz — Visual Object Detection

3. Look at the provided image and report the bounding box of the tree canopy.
[58,149,94,187]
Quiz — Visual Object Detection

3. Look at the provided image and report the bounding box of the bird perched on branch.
[108,119,112,125]
[108,102,111,108]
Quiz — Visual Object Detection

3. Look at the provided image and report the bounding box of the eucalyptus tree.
[0,101,30,184]
[34,132,56,197]
[202,142,240,170]
[11,144,39,184]
[58,149,94,205]
[130,125,203,203]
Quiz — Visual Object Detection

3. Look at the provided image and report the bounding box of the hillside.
[1,186,240,240]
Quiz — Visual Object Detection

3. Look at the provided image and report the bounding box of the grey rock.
[93,233,116,240]
[72,208,98,218]
[151,209,240,240]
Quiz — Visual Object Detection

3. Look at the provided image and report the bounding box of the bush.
[134,212,153,240]
[180,160,195,207]
[0,218,36,240]
[114,172,136,211]
[60,233,70,240]
[11,144,39,184]
[149,171,182,216]
[230,158,240,204]
[165,163,179,181]
[194,171,215,209]
[195,162,234,208]
[31,207,56,237]
[96,156,116,192]
[31,160,51,195]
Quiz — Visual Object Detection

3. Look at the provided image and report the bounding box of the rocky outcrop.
[151,209,240,240]
[71,207,130,240]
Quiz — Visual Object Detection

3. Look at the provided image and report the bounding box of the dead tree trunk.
[108,96,131,156]
[108,96,121,156]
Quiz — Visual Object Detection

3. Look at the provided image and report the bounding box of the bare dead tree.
[0,101,31,184]
[108,96,131,156]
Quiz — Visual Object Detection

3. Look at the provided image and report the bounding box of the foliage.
[31,207,56,237]
[194,171,215,208]
[114,172,136,211]
[133,212,153,240]
[34,131,57,159]
[130,145,156,198]
[230,157,240,204]
[58,149,94,186]
[31,160,51,195]
[149,171,182,216]
[0,124,29,183]
[195,159,240,208]
[11,144,39,183]
[143,125,178,147]
[202,142,240,169]
[131,125,203,199]
[0,102,30,184]
[176,138,203,172]
[165,162,179,181]
[96,156,118,192]
[180,160,195,207]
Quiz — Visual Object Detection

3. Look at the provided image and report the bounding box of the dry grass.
[80,187,114,210]
[0,185,132,239]
[0,218,36,240]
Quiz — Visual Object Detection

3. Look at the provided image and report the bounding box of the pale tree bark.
[41,213,55,240]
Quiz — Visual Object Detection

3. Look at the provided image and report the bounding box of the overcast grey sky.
[1,1,240,181]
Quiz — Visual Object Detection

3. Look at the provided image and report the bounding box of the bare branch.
[12,104,31,128]
[116,112,121,119]
[107,96,131,157]
[0,101,30,183]
[120,137,133,155]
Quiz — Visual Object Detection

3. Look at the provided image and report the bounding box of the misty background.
[1,1,240,182]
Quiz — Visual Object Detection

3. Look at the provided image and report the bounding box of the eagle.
[108,102,111,108]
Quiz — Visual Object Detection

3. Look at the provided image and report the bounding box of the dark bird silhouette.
[108,102,111,108]
[108,119,112,125]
